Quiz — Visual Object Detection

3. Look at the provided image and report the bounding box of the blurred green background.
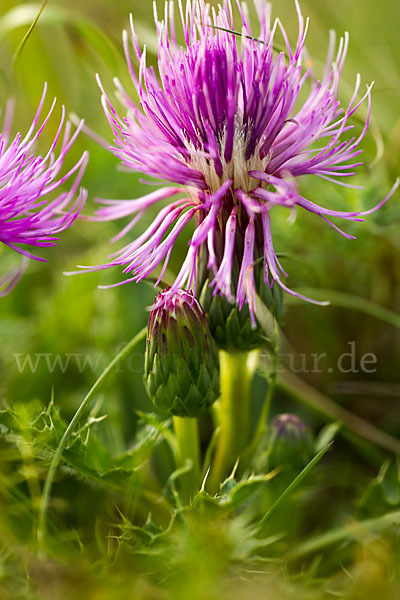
[0,1,400,598]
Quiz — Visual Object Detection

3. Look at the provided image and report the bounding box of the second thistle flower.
[0,86,87,296]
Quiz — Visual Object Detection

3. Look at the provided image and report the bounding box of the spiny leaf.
[0,402,143,493]
[358,459,400,516]
[218,471,278,510]
[177,471,278,517]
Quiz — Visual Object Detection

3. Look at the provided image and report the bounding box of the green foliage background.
[0,0,400,598]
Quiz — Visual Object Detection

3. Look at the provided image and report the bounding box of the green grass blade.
[278,368,400,455]
[37,327,147,550]
[0,3,120,68]
[287,510,400,560]
[258,442,333,528]
[12,0,46,64]
[287,288,400,330]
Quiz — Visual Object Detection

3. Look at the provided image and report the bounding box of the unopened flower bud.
[199,268,283,352]
[144,289,220,417]
[268,413,313,471]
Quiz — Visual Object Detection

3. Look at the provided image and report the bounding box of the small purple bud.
[268,413,313,471]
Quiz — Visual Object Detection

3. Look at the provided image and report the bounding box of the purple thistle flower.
[86,0,398,323]
[0,85,88,296]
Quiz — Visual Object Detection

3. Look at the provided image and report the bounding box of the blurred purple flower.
[86,0,397,322]
[0,85,88,296]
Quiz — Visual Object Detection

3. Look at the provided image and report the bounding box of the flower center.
[186,114,269,196]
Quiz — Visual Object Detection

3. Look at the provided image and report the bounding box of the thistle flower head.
[144,288,220,417]
[89,0,398,324]
[0,85,88,296]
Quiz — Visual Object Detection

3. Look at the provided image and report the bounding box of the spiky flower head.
[0,85,88,296]
[88,0,397,326]
[268,413,313,471]
[144,288,220,417]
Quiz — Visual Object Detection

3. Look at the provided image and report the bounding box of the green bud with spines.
[199,268,283,352]
[144,289,220,417]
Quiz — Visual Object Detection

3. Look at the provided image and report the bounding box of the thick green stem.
[173,416,200,501]
[208,350,257,493]
[37,327,147,549]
